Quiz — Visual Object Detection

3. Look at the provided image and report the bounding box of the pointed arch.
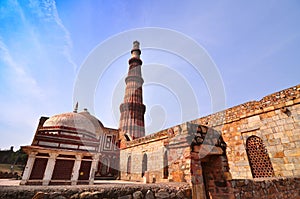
[163,151,169,179]
[100,157,109,176]
[142,153,147,177]
[127,156,131,174]
[246,135,274,178]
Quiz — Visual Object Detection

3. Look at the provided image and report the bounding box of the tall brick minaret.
[119,41,146,147]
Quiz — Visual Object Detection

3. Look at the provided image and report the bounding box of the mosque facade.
[20,41,300,198]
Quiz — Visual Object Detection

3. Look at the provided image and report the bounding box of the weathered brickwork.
[190,84,300,180]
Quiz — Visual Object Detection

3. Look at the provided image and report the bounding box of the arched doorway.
[163,151,168,179]
[127,156,131,174]
[99,157,109,176]
[142,153,147,177]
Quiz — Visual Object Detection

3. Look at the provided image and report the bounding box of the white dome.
[43,110,103,136]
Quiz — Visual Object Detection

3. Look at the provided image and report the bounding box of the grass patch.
[0,164,23,175]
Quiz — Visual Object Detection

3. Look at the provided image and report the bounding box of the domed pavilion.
[20,106,119,185]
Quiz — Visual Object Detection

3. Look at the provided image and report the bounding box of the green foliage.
[0,148,27,165]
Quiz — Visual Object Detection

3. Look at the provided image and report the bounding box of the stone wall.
[120,124,194,184]
[0,182,191,199]
[167,126,192,184]
[232,177,300,198]
[118,84,300,198]
[120,130,169,182]
[191,84,300,179]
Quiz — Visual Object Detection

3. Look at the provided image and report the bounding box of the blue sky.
[0,0,299,150]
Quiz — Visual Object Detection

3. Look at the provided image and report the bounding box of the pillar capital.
[75,154,82,160]
[49,153,58,159]
[92,154,100,162]
[28,152,38,158]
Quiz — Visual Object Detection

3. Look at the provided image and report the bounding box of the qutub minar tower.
[119,41,146,148]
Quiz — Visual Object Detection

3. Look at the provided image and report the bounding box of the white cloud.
[28,0,77,71]
[0,38,43,99]
[0,38,44,149]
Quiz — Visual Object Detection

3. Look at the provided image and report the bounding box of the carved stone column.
[42,153,58,185]
[89,155,99,185]
[71,154,82,185]
[20,152,38,185]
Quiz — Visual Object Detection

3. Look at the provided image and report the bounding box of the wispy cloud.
[28,0,77,71]
[0,37,44,149]
[0,37,43,99]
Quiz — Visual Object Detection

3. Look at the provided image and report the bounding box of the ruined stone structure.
[120,81,300,198]
[21,41,300,198]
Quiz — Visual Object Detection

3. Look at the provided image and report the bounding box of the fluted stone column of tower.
[119,41,146,148]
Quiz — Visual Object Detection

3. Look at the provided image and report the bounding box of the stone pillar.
[20,152,37,185]
[89,155,99,185]
[191,156,206,199]
[71,154,82,185]
[42,153,58,185]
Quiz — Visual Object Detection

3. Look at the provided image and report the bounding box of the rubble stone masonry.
[192,84,300,180]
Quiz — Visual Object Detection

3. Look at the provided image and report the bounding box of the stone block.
[285,163,295,171]
[118,195,133,199]
[276,145,284,151]
[271,158,284,164]
[281,170,293,176]
[274,132,284,139]
[283,157,290,164]
[284,124,294,131]
[285,130,293,137]
[273,152,284,158]
[145,190,154,199]
[248,115,260,122]
[292,169,300,176]
[286,117,294,124]
[234,161,250,167]
[267,146,277,153]
[132,191,143,199]
[263,106,274,112]
[286,100,294,106]
[276,120,285,126]
[281,137,290,143]
[32,192,45,199]
[171,170,184,182]
[288,134,300,142]
[295,141,300,148]
[282,142,295,149]
[293,115,300,122]
[155,190,170,199]
[268,138,281,146]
